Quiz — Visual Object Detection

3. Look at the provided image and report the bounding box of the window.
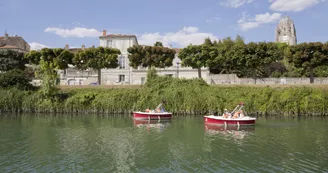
[119,55,125,69]
[119,75,125,82]
[107,40,112,47]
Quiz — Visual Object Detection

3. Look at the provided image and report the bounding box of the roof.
[0,36,22,46]
[0,45,18,49]
[0,35,30,51]
[99,34,137,38]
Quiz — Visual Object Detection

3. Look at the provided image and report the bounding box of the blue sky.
[1,0,328,50]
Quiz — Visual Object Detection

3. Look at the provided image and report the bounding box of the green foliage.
[73,46,120,70]
[25,48,74,99]
[127,42,176,69]
[146,67,158,81]
[0,49,27,71]
[0,69,34,90]
[73,46,121,84]
[1,80,328,116]
[286,42,328,83]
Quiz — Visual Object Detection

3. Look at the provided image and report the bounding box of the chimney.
[81,44,85,50]
[103,30,107,36]
[64,44,69,50]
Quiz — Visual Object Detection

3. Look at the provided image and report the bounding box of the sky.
[1,0,328,50]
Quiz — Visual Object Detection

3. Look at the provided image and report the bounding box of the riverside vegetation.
[1,68,328,116]
[1,38,328,116]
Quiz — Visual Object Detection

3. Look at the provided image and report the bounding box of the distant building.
[59,30,209,85]
[275,16,297,45]
[0,32,30,52]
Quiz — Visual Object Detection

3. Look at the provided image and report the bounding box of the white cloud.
[44,27,102,38]
[137,27,219,47]
[220,0,254,8]
[238,12,282,31]
[206,17,221,23]
[269,0,326,12]
[29,42,48,50]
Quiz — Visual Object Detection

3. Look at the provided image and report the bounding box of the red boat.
[133,111,172,120]
[204,115,256,125]
[204,102,256,126]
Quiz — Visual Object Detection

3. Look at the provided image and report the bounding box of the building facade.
[275,16,297,46]
[59,30,210,85]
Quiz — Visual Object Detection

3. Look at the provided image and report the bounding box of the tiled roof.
[0,36,22,47]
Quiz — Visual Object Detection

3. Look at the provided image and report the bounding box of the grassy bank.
[1,76,328,116]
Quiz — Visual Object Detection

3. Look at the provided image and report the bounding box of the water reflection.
[133,119,171,133]
[205,124,255,140]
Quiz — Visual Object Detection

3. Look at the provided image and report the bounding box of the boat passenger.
[222,109,231,118]
[232,111,239,119]
[239,110,245,118]
[155,100,166,113]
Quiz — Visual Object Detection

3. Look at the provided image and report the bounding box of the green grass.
[1,76,328,116]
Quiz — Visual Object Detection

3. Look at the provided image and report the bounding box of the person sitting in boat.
[222,109,231,118]
[232,111,240,119]
[155,100,166,113]
[239,110,245,118]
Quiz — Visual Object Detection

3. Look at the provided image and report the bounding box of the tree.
[0,69,34,90]
[208,36,245,75]
[73,46,121,84]
[0,50,27,71]
[239,42,281,83]
[127,42,175,69]
[286,42,328,83]
[25,48,74,98]
[178,44,203,78]
[179,38,217,78]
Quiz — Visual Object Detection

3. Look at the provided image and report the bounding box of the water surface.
[0,114,328,172]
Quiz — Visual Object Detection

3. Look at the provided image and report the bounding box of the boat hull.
[133,112,172,120]
[204,115,256,125]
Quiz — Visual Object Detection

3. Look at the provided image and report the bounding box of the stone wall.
[209,74,328,84]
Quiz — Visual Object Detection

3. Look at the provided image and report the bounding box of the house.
[0,32,30,52]
[99,30,209,85]
[59,30,210,85]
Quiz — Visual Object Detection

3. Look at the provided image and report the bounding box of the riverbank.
[1,76,328,116]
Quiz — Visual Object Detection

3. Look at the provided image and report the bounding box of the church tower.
[275,15,297,45]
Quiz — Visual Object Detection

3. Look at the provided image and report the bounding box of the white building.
[60,30,209,85]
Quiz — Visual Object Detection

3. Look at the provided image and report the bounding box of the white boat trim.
[133,111,172,115]
[204,115,256,121]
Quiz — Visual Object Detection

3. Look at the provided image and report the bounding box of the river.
[0,114,327,172]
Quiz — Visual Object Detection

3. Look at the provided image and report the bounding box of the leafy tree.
[0,69,34,90]
[286,42,328,83]
[239,42,282,82]
[208,36,245,75]
[179,38,217,78]
[178,44,203,78]
[128,42,176,69]
[0,50,27,71]
[73,46,121,84]
[25,48,74,98]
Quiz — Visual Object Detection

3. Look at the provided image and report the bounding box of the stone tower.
[275,16,297,45]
